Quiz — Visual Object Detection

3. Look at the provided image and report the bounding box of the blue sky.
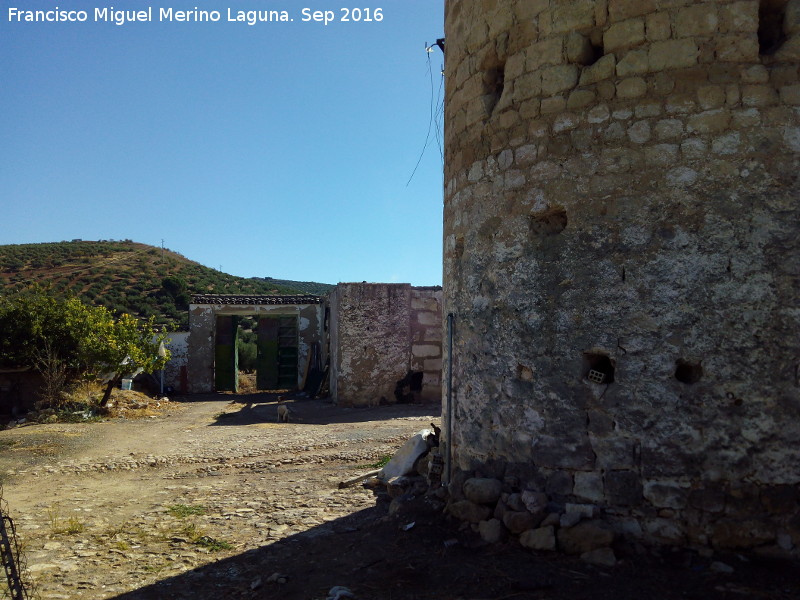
[0,1,445,286]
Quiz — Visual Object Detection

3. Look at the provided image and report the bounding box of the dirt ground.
[0,394,798,600]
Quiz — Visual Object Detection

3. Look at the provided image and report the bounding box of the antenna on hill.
[161,239,165,262]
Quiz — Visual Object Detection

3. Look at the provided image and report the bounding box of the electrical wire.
[406,46,444,187]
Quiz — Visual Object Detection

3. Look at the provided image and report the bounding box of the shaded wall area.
[0,369,43,417]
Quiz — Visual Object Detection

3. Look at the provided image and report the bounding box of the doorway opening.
[214,314,299,392]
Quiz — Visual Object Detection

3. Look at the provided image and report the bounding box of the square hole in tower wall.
[675,359,703,384]
[583,352,615,384]
[482,64,505,116]
[759,0,789,55]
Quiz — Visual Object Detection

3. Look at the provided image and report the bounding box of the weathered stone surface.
[604,18,645,52]
[643,481,688,509]
[786,0,800,35]
[447,500,493,523]
[720,1,758,33]
[676,3,718,36]
[649,39,698,70]
[780,84,800,105]
[775,33,800,63]
[519,526,556,551]
[645,518,686,544]
[609,0,655,22]
[646,12,671,41]
[329,284,443,407]
[505,492,526,512]
[479,518,508,543]
[558,522,615,555]
[541,512,561,528]
[605,470,643,506]
[616,49,648,77]
[560,503,597,528]
[579,54,617,85]
[566,32,594,65]
[574,472,605,502]
[386,476,415,498]
[443,0,800,559]
[687,109,730,133]
[567,89,597,110]
[627,119,651,143]
[521,490,549,516]
[541,65,579,95]
[463,478,503,505]
[710,520,776,549]
[503,510,542,534]
[551,0,596,34]
[618,77,648,99]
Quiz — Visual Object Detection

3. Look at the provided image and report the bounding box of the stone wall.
[443,0,800,556]
[329,283,443,406]
[410,287,446,403]
[163,331,189,394]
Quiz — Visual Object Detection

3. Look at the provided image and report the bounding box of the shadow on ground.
[208,393,441,427]
[108,495,800,600]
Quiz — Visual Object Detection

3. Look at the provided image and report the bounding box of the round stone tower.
[443,0,800,554]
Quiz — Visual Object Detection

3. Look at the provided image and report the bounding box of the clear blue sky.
[0,1,445,286]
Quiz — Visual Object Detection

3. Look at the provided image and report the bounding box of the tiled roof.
[191,294,323,305]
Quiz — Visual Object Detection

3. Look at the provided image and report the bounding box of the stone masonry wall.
[163,331,189,393]
[329,283,443,407]
[443,0,800,556]
[410,288,445,403]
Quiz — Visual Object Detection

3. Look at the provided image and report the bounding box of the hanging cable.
[406,43,445,187]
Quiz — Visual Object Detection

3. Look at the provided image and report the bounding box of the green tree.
[0,289,95,370]
[89,311,170,405]
[160,276,191,310]
[237,338,257,372]
[0,287,170,406]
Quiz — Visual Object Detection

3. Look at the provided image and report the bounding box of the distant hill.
[254,277,334,296]
[0,240,334,329]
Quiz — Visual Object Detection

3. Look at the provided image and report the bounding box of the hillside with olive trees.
[0,240,333,330]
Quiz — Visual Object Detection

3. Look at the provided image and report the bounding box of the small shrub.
[47,507,86,536]
[194,536,232,552]
[168,504,206,518]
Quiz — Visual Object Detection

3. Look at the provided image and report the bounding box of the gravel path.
[0,394,440,599]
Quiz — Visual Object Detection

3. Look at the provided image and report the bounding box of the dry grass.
[104,390,183,419]
[237,372,258,394]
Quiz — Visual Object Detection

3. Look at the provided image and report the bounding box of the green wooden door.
[214,315,239,392]
[277,317,299,388]
[256,316,298,390]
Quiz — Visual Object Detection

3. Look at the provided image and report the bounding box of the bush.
[237,339,257,372]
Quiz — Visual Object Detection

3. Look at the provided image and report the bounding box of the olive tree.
[0,287,170,406]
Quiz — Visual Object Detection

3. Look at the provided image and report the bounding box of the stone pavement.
[0,396,439,599]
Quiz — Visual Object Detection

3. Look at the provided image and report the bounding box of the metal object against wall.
[1,492,30,600]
